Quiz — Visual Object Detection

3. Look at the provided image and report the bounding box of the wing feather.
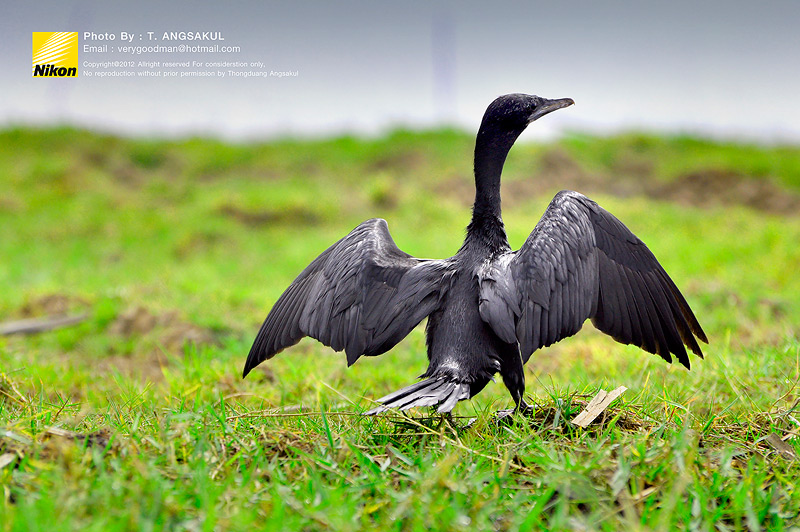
[244,218,450,376]
[478,190,707,367]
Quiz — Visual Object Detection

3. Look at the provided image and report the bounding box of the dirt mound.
[218,203,321,226]
[18,294,90,318]
[110,306,217,352]
[530,148,800,216]
[101,306,220,381]
[650,169,800,215]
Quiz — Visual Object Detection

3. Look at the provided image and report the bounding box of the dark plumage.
[243,93,708,415]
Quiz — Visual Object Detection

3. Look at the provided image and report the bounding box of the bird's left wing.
[243,218,452,377]
[478,190,706,367]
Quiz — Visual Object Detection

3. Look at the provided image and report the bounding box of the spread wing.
[478,190,707,367]
[243,218,452,376]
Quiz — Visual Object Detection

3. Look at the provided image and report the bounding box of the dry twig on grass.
[0,314,87,335]
[572,386,628,428]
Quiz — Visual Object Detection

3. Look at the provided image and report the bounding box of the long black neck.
[465,122,523,250]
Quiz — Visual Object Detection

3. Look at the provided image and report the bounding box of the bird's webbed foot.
[516,398,535,417]
[493,399,534,423]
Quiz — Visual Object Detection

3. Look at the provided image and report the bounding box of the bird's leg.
[495,351,534,420]
[494,396,534,422]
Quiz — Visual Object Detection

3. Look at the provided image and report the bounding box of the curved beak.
[528,97,575,123]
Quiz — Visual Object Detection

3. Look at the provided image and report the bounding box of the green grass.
[1,127,800,530]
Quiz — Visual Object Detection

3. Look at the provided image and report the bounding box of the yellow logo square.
[32,32,78,77]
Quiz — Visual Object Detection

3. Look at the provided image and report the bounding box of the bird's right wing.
[243,218,452,377]
[478,190,707,366]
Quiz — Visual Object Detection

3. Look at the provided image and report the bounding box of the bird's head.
[480,93,575,135]
[473,93,576,193]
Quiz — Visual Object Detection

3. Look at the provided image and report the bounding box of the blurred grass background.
[1,127,799,529]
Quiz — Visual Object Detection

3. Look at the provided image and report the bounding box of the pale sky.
[4,1,800,142]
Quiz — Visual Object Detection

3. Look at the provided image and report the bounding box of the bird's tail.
[364,376,471,415]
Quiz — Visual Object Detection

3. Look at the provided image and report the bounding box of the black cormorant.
[243,93,707,415]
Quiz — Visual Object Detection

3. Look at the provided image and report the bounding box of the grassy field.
[1,126,800,530]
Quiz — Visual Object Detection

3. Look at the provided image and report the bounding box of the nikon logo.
[32,32,78,77]
[33,64,76,77]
